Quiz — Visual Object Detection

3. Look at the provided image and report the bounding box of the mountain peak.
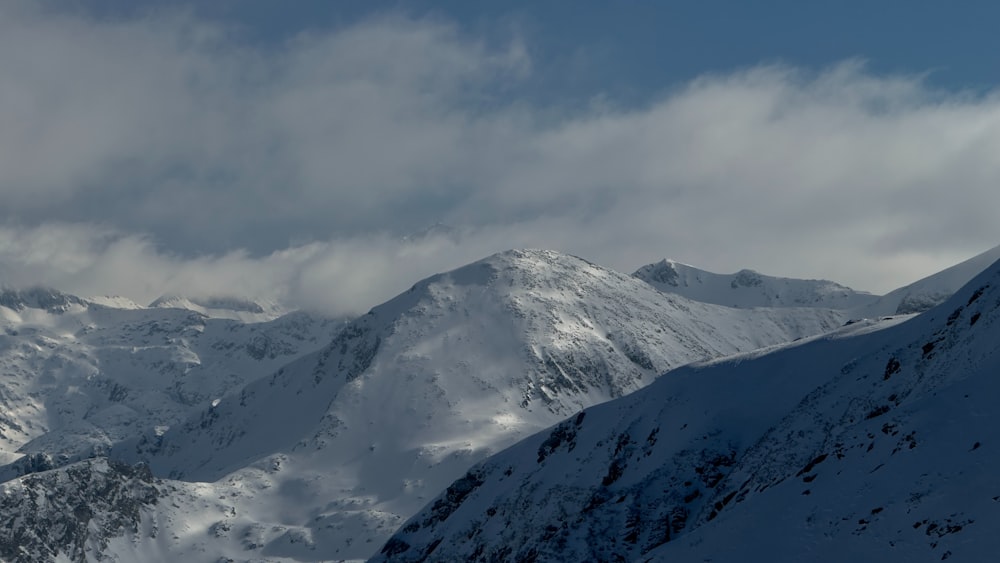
[0,286,87,314]
[633,259,875,310]
[376,255,1000,562]
[148,294,287,321]
[118,248,848,559]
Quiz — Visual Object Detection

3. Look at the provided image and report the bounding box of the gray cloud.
[2,6,1000,315]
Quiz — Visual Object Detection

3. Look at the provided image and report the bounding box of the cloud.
[0,6,528,248]
[2,6,1000,314]
[0,222,570,316]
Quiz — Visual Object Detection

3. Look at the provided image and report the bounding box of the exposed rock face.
[0,286,86,314]
[636,260,680,287]
[0,458,158,562]
[893,291,951,315]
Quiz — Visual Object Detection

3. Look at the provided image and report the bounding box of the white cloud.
[2,6,1000,314]
[0,222,559,316]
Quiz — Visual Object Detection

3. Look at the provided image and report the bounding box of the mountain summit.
[377,254,1000,562]
[115,249,848,560]
[633,259,877,310]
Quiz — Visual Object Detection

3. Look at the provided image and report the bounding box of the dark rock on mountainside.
[0,458,158,562]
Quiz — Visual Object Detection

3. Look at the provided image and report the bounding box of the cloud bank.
[2,4,1000,315]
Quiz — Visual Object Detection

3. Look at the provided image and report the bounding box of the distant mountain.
[112,249,849,561]
[633,260,878,310]
[0,291,344,476]
[85,295,143,309]
[858,244,1000,316]
[0,286,88,314]
[635,245,1000,319]
[149,294,290,322]
[377,256,1000,562]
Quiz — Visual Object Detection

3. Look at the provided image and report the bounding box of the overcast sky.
[3,1,1000,315]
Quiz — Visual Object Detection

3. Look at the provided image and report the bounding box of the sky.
[3,0,1000,315]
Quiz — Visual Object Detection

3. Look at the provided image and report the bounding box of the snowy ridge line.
[375,253,1000,562]
[106,249,848,560]
[0,247,996,561]
[633,258,878,310]
[635,243,1000,318]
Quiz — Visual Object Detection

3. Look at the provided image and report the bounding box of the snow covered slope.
[148,294,290,322]
[633,259,878,310]
[377,256,1000,562]
[635,245,1000,319]
[0,288,343,476]
[858,243,1000,316]
[112,249,849,561]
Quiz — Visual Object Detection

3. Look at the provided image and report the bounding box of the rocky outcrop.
[0,458,158,562]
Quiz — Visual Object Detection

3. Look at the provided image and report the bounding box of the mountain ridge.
[1,247,997,562]
[111,248,852,560]
[858,243,1000,316]
[375,253,1000,562]
[632,259,878,310]
[634,244,1000,318]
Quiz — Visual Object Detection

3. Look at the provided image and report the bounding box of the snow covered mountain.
[148,294,290,322]
[0,287,344,477]
[94,249,849,561]
[634,245,1000,319]
[858,243,1000,316]
[7,247,994,562]
[632,259,879,310]
[376,256,1000,562]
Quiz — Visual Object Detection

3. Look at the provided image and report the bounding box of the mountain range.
[633,243,1000,317]
[0,245,996,561]
[114,248,852,560]
[376,251,1000,561]
[632,259,878,310]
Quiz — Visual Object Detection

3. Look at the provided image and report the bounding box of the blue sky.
[98,0,1000,100]
[3,1,1000,313]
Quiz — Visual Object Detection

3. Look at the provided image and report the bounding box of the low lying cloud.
[2,5,1000,315]
[0,222,581,316]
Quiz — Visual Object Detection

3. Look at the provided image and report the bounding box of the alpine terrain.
[0,288,345,561]
[2,249,850,561]
[633,243,1000,317]
[0,247,994,561]
[112,249,853,560]
[632,259,879,310]
[376,255,1000,562]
